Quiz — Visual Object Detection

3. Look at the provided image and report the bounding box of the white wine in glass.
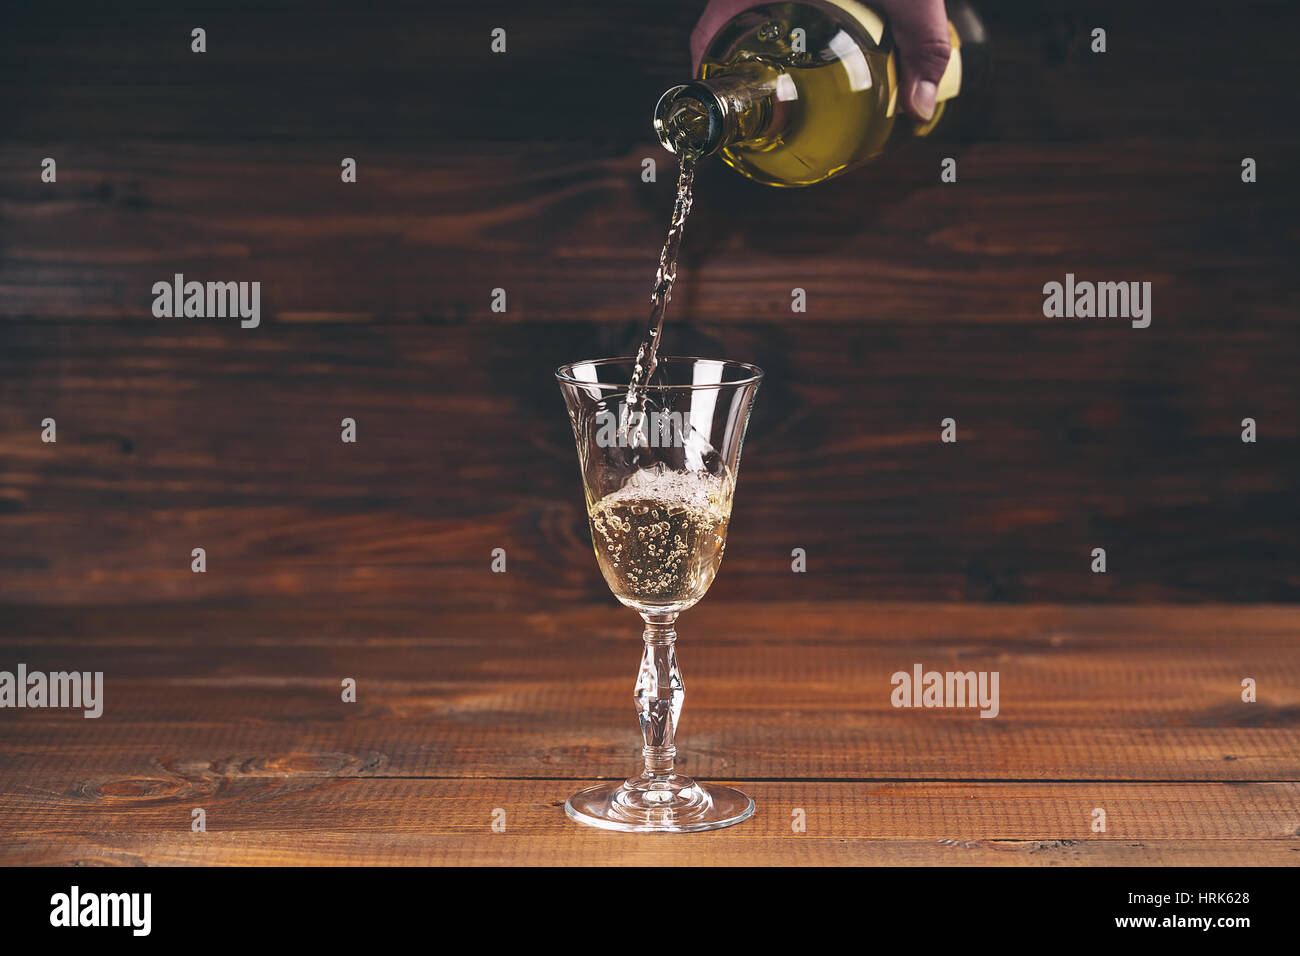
[589,466,733,612]
[556,356,762,832]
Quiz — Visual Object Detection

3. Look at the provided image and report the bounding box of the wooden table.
[2,601,1296,865]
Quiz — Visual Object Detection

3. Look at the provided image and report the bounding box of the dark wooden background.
[1,0,1297,609]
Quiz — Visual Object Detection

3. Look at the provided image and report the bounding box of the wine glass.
[555,356,763,832]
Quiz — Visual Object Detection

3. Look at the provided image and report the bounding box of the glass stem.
[635,613,684,781]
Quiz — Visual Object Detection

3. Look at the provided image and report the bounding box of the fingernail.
[912,79,937,121]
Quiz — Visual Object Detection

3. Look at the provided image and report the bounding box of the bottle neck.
[654,65,786,157]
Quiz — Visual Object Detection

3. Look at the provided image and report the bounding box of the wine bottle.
[654,0,990,187]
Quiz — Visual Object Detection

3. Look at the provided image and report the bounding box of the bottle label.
[822,0,963,117]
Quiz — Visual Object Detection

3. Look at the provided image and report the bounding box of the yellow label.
[824,0,962,117]
[829,0,886,43]
[935,22,963,102]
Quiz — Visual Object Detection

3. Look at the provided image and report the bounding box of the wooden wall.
[1,0,1297,608]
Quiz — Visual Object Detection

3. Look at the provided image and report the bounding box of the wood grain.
[2,320,1296,604]
[2,0,1297,327]
[1,602,1297,864]
[1,0,1294,145]
[0,138,1294,325]
[2,3,1298,604]
[2,781,1296,866]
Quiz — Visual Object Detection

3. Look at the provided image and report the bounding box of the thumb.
[887,0,952,121]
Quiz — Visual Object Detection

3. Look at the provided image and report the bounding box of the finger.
[886,0,952,121]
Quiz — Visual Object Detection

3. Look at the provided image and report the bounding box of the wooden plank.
[1,139,1294,323]
[2,781,1296,866]
[1,604,1296,780]
[2,322,1297,605]
[1,0,1294,145]
[1,2,1296,324]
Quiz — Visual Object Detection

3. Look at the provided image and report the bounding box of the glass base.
[565,774,754,833]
